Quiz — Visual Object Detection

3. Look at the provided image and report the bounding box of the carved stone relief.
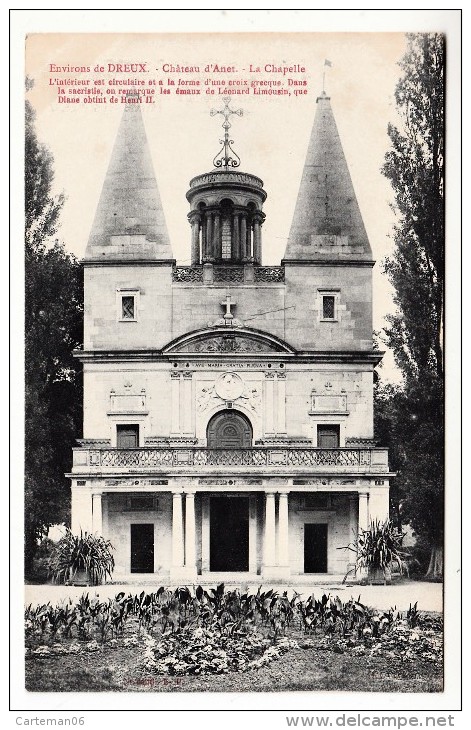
[171,334,284,353]
[197,372,262,414]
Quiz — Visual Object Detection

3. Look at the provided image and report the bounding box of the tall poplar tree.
[381,33,444,578]
[25,86,83,575]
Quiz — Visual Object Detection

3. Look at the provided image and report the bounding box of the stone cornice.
[74,348,384,365]
[281,259,375,268]
[82,259,176,267]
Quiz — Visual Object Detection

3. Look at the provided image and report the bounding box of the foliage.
[341,519,408,582]
[24,585,443,676]
[143,627,297,676]
[382,33,444,381]
[373,377,444,574]
[379,34,444,577]
[24,84,83,575]
[48,530,115,586]
[30,537,56,583]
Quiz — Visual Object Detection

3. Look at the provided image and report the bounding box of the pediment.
[163,327,295,355]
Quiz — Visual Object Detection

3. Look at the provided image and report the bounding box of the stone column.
[190,217,200,265]
[201,213,208,259]
[205,213,213,261]
[102,494,109,538]
[246,220,253,260]
[358,492,369,533]
[170,373,181,434]
[185,491,197,577]
[253,219,262,264]
[276,372,287,434]
[347,494,357,574]
[248,496,257,574]
[264,372,275,435]
[357,492,369,581]
[262,492,276,576]
[182,372,193,435]
[213,213,221,260]
[240,215,247,260]
[92,493,103,535]
[201,495,210,572]
[71,487,93,534]
[368,486,390,524]
[277,492,290,574]
[232,213,240,260]
[171,492,184,570]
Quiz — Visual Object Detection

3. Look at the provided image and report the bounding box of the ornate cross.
[221,293,236,320]
[210,96,243,169]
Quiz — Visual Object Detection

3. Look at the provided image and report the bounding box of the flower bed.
[143,626,298,675]
[24,585,443,676]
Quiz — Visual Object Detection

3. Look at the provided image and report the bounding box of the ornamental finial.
[210,96,243,170]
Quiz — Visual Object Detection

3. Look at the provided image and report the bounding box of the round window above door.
[206,410,253,448]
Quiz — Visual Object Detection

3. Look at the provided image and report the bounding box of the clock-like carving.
[214,372,244,401]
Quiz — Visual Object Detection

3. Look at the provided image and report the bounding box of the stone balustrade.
[72,446,389,473]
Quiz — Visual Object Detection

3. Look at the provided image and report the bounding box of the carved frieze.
[172,266,204,283]
[213,266,244,282]
[171,334,284,354]
[253,266,285,283]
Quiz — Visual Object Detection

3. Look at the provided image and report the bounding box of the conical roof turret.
[284,92,372,262]
[85,96,173,261]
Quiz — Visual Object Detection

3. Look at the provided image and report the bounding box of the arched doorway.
[206,410,252,572]
[206,410,253,449]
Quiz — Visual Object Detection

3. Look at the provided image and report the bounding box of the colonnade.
[189,208,263,265]
[71,487,387,579]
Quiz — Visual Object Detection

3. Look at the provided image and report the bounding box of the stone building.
[70,92,391,583]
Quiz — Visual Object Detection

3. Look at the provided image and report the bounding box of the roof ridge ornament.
[210,96,243,170]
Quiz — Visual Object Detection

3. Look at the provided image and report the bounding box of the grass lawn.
[25,626,442,693]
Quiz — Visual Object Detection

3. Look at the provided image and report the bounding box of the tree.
[380,33,444,578]
[25,87,83,576]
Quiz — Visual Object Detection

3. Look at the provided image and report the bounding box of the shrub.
[341,519,409,583]
[29,537,56,583]
[48,529,115,585]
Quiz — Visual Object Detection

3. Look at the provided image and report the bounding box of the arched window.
[206,410,253,448]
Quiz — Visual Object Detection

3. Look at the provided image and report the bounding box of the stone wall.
[82,362,374,443]
[84,264,173,350]
[105,493,173,575]
[288,493,353,575]
[83,261,373,354]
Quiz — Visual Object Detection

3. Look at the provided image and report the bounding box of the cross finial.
[210,96,243,169]
[221,293,236,320]
[322,59,333,94]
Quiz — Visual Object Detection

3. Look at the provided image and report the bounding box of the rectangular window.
[121,295,135,320]
[117,289,139,322]
[322,295,336,319]
[117,424,139,448]
[317,424,340,448]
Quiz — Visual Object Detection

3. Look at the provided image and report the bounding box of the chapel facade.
[69,92,391,583]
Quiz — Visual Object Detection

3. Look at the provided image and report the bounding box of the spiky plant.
[48,529,115,585]
[341,519,408,582]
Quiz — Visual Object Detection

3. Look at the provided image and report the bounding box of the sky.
[26,31,409,380]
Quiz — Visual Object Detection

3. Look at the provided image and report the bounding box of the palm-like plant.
[342,519,408,583]
[48,529,115,586]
